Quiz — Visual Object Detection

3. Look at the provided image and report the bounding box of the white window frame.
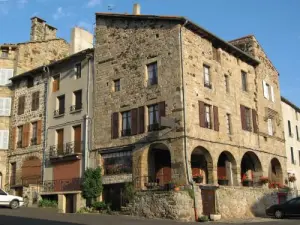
[0,97,11,116]
[263,80,269,99]
[267,118,273,136]
[203,65,211,87]
[0,68,13,86]
[0,130,9,149]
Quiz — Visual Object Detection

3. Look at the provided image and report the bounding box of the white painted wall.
[281,99,300,191]
[70,27,93,54]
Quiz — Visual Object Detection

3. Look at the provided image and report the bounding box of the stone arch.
[0,172,2,189]
[191,146,213,184]
[21,156,42,185]
[269,158,283,186]
[241,151,263,187]
[217,151,238,186]
[147,142,172,186]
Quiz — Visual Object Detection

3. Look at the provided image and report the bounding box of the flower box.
[242,180,253,187]
[218,179,229,186]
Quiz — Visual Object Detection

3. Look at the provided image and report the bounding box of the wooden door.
[57,129,64,154]
[65,194,74,213]
[155,150,171,185]
[73,125,81,153]
[201,189,216,216]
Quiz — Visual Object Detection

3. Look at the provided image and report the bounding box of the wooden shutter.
[37,120,42,145]
[252,109,258,133]
[131,108,138,135]
[138,106,145,134]
[240,105,246,130]
[213,106,219,131]
[199,101,205,127]
[12,127,16,150]
[111,112,119,139]
[22,124,29,148]
[159,102,166,119]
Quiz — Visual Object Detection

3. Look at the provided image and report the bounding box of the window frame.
[291,147,295,164]
[17,125,23,148]
[75,63,81,79]
[121,111,131,136]
[52,74,60,92]
[204,104,212,129]
[244,107,252,131]
[31,122,38,145]
[56,95,65,116]
[148,104,159,131]
[288,120,292,137]
[114,79,120,92]
[241,71,248,92]
[73,89,82,111]
[147,62,158,86]
[224,74,229,93]
[226,113,232,135]
[18,95,25,115]
[203,65,211,88]
[31,91,40,111]
[267,118,273,136]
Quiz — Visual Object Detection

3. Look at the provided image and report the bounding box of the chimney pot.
[133,3,141,15]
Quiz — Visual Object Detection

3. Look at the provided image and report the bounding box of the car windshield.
[0,189,7,195]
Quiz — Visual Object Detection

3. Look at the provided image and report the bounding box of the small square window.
[1,49,8,58]
[114,79,120,92]
[75,63,81,79]
[241,71,247,92]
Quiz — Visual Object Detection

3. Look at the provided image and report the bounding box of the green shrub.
[198,215,209,222]
[92,201,107,211]
[123,182,135,203]
[38,199,58,208]
[77,207,95,214]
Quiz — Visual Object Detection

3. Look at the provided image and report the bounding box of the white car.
[0,188,24,209]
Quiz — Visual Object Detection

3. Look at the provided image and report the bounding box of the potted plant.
[289,175,296,183]
[242,174,253,187]
[259,176,269,185]
[193,174,203,183]
[218,176,229,186]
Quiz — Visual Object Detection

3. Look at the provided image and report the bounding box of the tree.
[81,167,103,206]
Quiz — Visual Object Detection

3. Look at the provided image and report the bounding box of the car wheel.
[274,210,283,219]
[10,200,19,209]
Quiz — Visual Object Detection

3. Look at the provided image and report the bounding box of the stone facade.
[30,17,57,42]
[281,97,300,191]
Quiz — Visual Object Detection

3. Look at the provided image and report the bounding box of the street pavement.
[0,207,299,225]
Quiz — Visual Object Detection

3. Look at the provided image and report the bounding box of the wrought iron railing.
[49,142,83,158]
[42,178,82,192]
[121,129,131,137]
[70,103,82,112]
[148,123,160,132]
[10,174,41,187]
[54,108,65,117]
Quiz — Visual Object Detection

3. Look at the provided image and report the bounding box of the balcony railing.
[31,138,37,145]
[42,178,82,192]
[54,108,65,117]
[49,142,83,158]
[121,129,131,137]
[70,104,82,113]
[10,173,41,187]
[148,123,160,132]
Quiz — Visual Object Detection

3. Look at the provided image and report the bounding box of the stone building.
[1,17,69,198]
[93,8,286,212]
[281,97,300,191]
[41,48,94,213]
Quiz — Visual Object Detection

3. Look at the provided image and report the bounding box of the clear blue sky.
[0,0,299,106]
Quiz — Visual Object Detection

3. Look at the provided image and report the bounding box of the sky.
[0,0,299,106]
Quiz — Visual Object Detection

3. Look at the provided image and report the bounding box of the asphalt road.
[0,207,299,225]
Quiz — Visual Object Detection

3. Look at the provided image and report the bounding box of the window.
[56,129,64,154]
[114,79,120,92]
[27,77,34,88]
[241,71,247,92]
[55,95,65,116]
[288,120,292,137]
[0,97,11,116]
[10,162,16,185]
[224,75,229,93]
[1,49,8,58]
[203,65,211,88]
[0,130,9,149]
[245,107,252,131]
[17,126,23,148]
[75,63,81,79]
[291,147,295,164]
[31,91,39,111]
[18,96,25,115]
[204,104,212,129]
[121,111,131,136]
[52,74,60,92]
[148,104,159,131]
[71,90,82,112]
[226,113,232,135]
[31,122,37,145]
[73,125,81,153]
[102,151,132,175]
[263,80,275,102]
[147,62,158,85]
[267,118,273,136]
[0,68,13,85]
[297,126,299,141]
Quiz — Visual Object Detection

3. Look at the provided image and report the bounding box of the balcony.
[49,142,83,160]
[148,123,160,132]
[70,104,82,113]
[42,178,82,193]
[10,173,41,187]
[31,138,37,145]
[54,108,65,117]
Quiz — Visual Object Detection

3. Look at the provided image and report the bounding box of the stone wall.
[130,191,195,222]
[217,186,295,219]
[30,17,57,42]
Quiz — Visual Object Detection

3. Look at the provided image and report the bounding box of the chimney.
[133,3,141,15]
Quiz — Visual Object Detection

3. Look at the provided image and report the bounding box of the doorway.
[73,125,81,153]
[56,129,64,155]
[65,194,75,213]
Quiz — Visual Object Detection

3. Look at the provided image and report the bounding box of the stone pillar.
[225,161,233,186]
[212,166,218,185]
[58,194,66,213]
[75,193,86,212]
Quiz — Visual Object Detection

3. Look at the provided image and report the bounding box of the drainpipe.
[42,66,50,183]
[179,20,198,221]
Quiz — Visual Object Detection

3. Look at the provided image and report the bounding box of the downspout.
[42,66,50,183]
[179,20,198,221]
